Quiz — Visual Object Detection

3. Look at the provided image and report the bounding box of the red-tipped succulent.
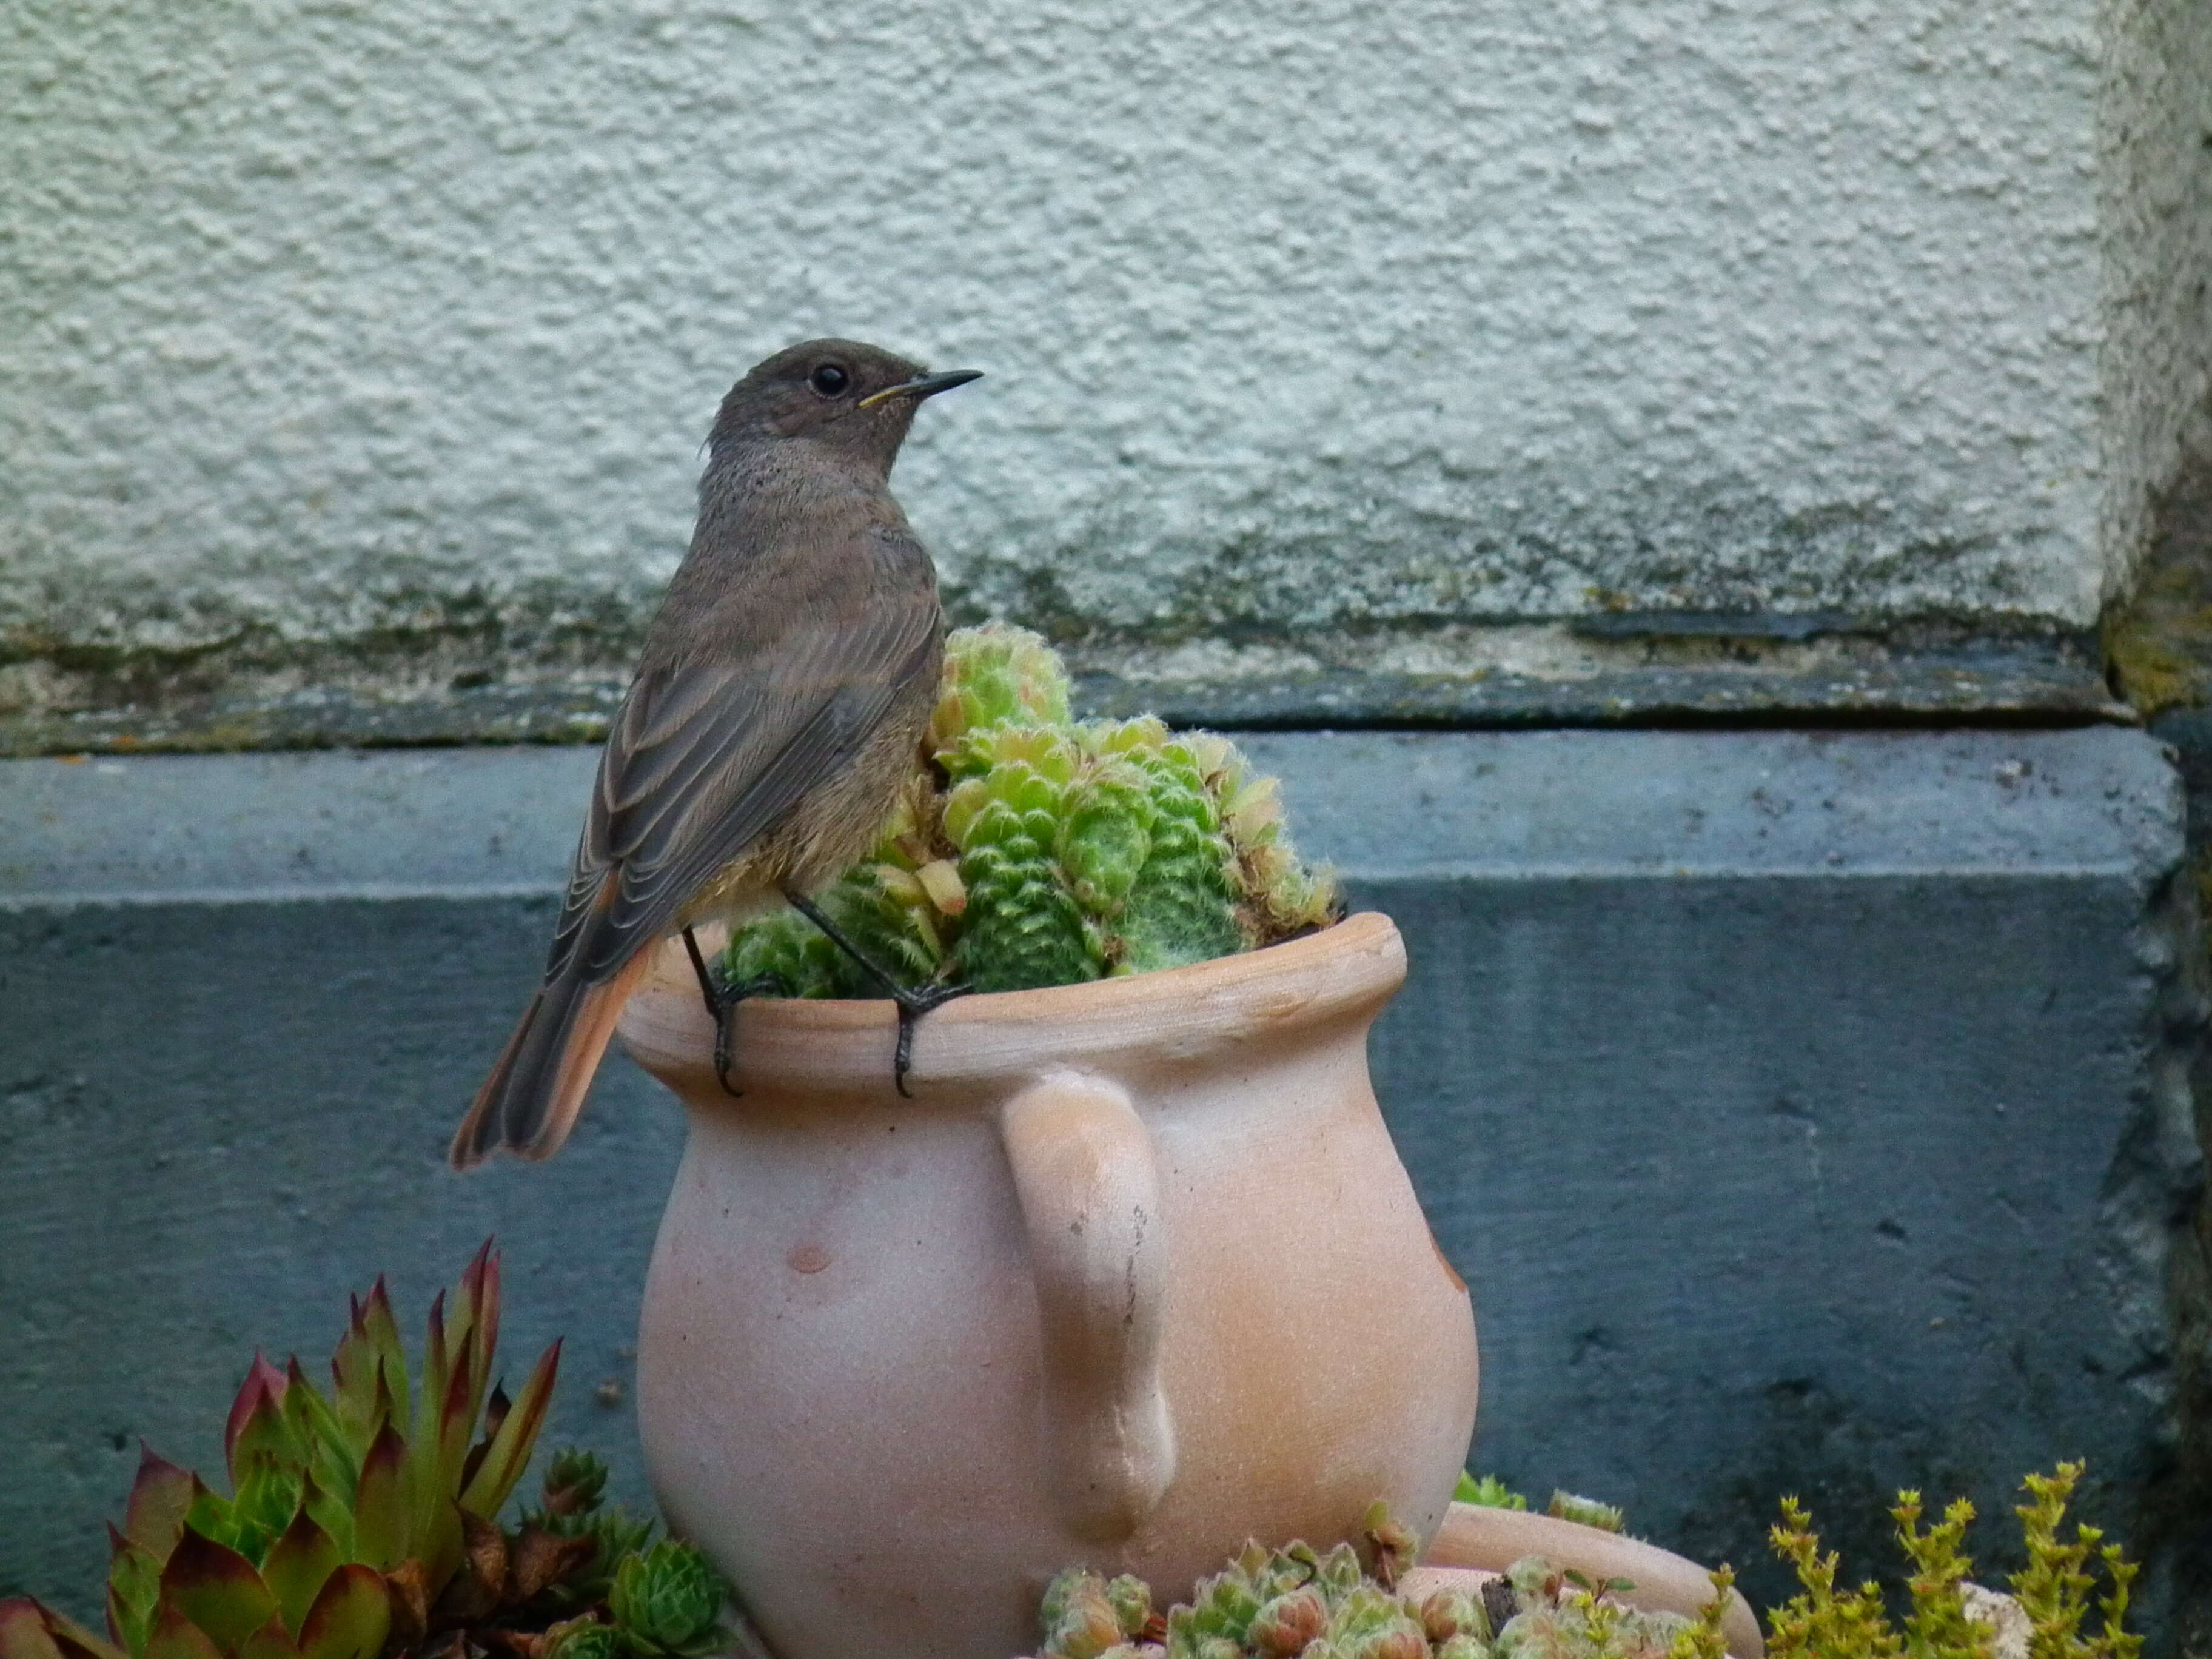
[1,1245,558,1659]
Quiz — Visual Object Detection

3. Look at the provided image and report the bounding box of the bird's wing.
[545,581,942,986]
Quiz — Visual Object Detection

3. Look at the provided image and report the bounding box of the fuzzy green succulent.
[1448,1477,1619,1536]
[0,1251,732,1659]
[943,730,1104,991]
[1453,1475,1529,1513]
[1540,1496,1624,1537]
[1487,1558,1704,1659]
[1021,1537,1723,1659]
[720,625,1339,999]
[930,624,1075,762]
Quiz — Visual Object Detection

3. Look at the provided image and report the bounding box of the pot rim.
[616,909,1406,1101]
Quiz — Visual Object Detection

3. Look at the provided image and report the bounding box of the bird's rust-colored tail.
[450,950,654,1168]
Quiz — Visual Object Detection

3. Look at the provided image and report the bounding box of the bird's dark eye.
[809,363,850,398]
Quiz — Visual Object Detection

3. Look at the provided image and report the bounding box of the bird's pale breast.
[675,662,939,936]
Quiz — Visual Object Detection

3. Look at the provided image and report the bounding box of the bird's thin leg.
[680,926,785,1098]
[681,927,720,1021]
[781,890,970,1098]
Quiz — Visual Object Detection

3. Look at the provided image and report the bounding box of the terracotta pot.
[615,911,1478,1659]
[1405,1503,1765,1659]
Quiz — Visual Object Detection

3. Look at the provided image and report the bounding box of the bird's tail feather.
[450,950,654,1168]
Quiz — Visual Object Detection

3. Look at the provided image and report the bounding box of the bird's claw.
[780,890,973,1099]
[889,981,970,1098]
[703,973,788,1096]
[680,926,787,1097]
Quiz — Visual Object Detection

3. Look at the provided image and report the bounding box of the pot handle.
[997,1069,1176,1543]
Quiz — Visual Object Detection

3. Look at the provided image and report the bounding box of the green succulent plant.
[1763,1462,2138,1659]
[601,1547,724,1659]
[943,731,1103,991]
[1018,1505,1569,1659]
[0,1250,732,1659]
[1022,1468,2137,1659]
[1453,1475,1528,1513]
[1486,1558,1700,1659]
[519,1453,660,1624]
[930,623,1074,764]
[1540,1496,1624,1537]
[0,1245,558,1659]
[539,1623,622,1659]
[721,625,1341,999]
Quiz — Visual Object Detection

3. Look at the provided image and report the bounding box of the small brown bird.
[450,340,980,1168]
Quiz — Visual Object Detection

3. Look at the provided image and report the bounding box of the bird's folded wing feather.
[543,584,940,985]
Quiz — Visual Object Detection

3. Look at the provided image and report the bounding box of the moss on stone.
[2102,558,2212,718]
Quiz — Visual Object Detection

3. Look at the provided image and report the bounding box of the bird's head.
[709,338,981,474]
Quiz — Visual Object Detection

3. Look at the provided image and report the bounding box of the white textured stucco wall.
[2,0,2207,701]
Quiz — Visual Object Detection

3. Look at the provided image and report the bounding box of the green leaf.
[297,1474,354,1567]
[225,1360,301,1493]
[280,1362,358,1512]
[348,1424,409,1572]
[540,1621,617,1659]
[458,1341,560,1518]
[233,1618,298,1659]
[536,1450,609,1521]
[360,1284,407,1426]
[330,1282,406,1455]
[179,1492,239,1561]
[411,1508,463,1614]
[105,1527,162,1655]
[365,1368,397,1451]
[329,1309,377,1452]
[407,1293,452,1542]
[407,1303,478,1592]
[452,1244,500,1426]
[461,1382,509,1498]
[292,1570,388,1659]
[435,1336,480,1494]
[141,1604,223,1659]
[259,1508,341,1640]
[225,1461,303,1567]
[123,1450,198,1557]
[158,1529,277,1654]
[1454,1471,1528,1511]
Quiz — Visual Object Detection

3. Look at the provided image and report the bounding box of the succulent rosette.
[721,624,1341,999]
[1014,1503,1742,1659]
[0,1248,732,1659]
[0,1245,558,1659]
[601,1547,723,1659]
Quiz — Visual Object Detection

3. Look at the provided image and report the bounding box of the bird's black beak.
[859,369,984,409]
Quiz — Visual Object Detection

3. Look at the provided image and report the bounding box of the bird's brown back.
[546,442,944,990]
[450,338,967,1167]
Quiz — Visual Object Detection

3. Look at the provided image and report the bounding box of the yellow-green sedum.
[720,625,1340,998]
[1763,1463,2139,1659]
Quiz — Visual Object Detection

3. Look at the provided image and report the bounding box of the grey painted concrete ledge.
[0,616,2126,757]
[0,729,2206,1649]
